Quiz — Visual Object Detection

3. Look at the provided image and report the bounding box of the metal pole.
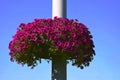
[52,0,67,80]
[52,55,67,80]
[52,0,66,18]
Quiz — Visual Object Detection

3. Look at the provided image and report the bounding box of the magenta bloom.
[9,17,95,69]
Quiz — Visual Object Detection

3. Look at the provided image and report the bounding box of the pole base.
[52,55,67,80]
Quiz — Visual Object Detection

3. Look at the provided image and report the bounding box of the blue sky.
[0,0,120,80]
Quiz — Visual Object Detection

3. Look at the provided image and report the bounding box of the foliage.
[9,17,95,69]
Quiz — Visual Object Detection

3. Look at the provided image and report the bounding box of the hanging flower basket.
[9,17,95,69]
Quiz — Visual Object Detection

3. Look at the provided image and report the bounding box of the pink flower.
[37,28,43,35]
[71,33,76,38]
[64,41,69,49]
[19,23,26,29]
[83,37,87,43]
[70,47,74,51]
[39,40,45,44]
[71,42,75,46]
[57,41,62,46]
[29,33,37,41]
[9,17,95,69]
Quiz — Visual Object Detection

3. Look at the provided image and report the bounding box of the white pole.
[52,0,66,18]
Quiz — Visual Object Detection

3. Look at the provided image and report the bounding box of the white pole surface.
[52,0,66,18]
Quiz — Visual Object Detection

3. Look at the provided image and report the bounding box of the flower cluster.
[9,17,95,69]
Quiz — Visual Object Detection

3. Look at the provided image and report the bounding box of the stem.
[52,55,67,80]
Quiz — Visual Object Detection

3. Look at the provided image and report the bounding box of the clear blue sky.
[0,0,120,80]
